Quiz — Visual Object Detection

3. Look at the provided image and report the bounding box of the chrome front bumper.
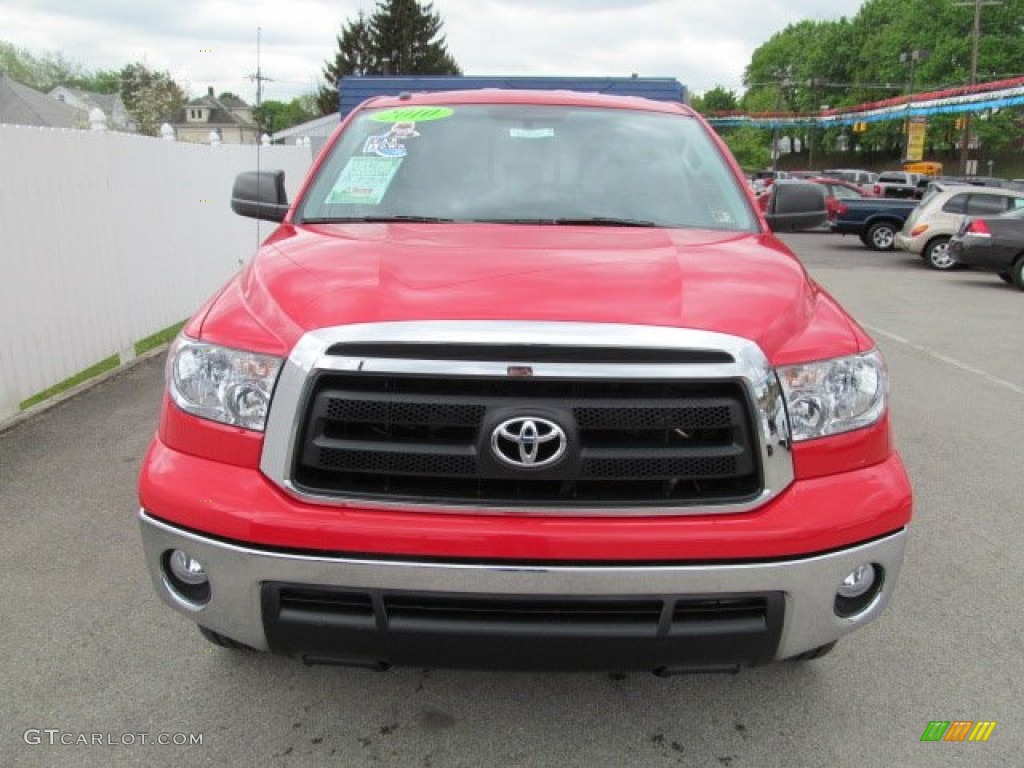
[139,509,907,665]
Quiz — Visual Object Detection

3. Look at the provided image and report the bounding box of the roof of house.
[218,93,249,110]
[271,113,339,141]
[52,86,122,114]
[168,88,256,128]
[0,73,82,128]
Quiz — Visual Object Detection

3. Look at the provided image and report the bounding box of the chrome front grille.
[259,321,794,515]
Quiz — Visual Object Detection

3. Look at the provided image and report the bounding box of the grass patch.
[134,320,186,357]
[19,354,121,411]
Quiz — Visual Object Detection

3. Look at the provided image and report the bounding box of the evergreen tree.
[317,1,461,115]
[317,11,376,115]
[369,0,460,77]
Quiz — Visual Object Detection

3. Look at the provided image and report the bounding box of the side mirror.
[231,170,288,222]
[764,180,827,233]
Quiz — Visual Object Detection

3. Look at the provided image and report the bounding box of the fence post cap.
[89,107,108,131]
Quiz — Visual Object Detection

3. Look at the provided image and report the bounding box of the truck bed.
[829,198,920,250]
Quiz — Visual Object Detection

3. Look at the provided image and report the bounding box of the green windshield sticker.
[509,128,555,139]
[325,156,403,205]
[371,106,454,123]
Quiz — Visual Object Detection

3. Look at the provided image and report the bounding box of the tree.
[694,86,739,113]
[254,96,317,133]
[317,11,376,115]
[118,62,186,136]
[369,0,460,76]
[317,1,461,115]
[0,41,123,98]
[738,0,1024,167]
[720,126,771,171]
[744,0,1024,114]
[0,40,85,91]
[67,68,121,95]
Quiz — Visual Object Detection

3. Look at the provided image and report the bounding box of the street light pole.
[807,78,824,170]
[899,49,928,161]
[771,76,791,172]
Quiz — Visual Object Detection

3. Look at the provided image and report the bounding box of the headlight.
[167,336,283,431]
[776,350,887,441]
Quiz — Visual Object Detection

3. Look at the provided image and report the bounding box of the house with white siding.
[167,87,259,144]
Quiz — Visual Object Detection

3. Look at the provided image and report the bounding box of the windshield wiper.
[299,215,454,224]
[302,215,658,227]
[551,217,657,227]
[472,216,657,227]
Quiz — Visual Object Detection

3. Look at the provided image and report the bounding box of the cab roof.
[356,88,696,117]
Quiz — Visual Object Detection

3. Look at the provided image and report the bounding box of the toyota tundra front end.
[138,90,912,673]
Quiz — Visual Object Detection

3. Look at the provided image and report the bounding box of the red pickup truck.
[138,89,912,674]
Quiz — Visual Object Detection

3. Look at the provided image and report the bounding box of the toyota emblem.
[491,417,567,469]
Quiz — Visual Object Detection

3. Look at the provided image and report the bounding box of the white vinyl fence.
[0,124,313,423]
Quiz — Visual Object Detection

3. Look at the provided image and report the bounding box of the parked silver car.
[895,184,1024,269]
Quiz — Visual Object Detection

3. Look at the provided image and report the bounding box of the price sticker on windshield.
[371,106,454,123]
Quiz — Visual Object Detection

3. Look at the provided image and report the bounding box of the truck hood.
[198,222,863,364]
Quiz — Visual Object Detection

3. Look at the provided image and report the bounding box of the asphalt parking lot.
[1,231,1020,767]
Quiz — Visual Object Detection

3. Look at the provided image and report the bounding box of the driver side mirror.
[231,170,289,222]
[764,180,827,233]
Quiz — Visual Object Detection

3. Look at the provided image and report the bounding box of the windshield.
[920,183,947,205]
[296,103,756,231]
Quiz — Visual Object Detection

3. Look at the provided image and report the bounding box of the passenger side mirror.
[764,180,828,233]
[231,170,289,222]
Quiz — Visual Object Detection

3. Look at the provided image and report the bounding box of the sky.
[0,0,867,104]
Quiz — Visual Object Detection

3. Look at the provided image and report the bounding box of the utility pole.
[247,27,275,126]
[247,27,275,259]
[954,0,1002,175]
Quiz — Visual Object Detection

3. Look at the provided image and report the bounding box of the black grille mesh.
[318,448,477,476]
[325,399,485,426]
[293,372,760,506]
[574,405,732,429]
[582,455,737,479]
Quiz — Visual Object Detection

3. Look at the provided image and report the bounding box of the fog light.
[837,564,876,599]
[834,563,883,618]
[163,549,211,606]
[169,550,208,585]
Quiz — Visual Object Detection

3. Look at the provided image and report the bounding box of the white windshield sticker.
[325,156,403,205]
[362,122,420,158]
[509,128,555,139]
